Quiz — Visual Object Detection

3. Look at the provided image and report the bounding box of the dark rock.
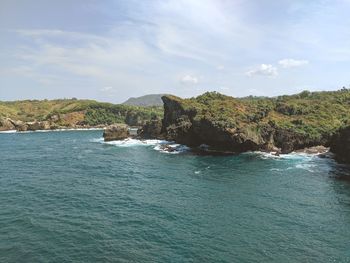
[330,126,350,163]
[137,117,163,139]
[159,144,177,152]
[273,128,326,154]
[103,124,130,141]
[159,95,331,154]
[161,95,266,152]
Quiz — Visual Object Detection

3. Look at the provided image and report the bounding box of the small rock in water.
[103,124,130,141]
[159,144,177,152]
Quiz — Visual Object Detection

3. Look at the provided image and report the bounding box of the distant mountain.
[123,94,165,107]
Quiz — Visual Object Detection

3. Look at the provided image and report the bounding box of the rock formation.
[0,118,15,131]
[137,116,163,139]
[103,124,130,141]
[137,93,336,154]
[26,121,51,131]
[330,126,350,163]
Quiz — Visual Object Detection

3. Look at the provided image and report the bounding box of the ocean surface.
[1,130,350,262]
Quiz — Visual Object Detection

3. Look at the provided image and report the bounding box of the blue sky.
[1,0,350,102]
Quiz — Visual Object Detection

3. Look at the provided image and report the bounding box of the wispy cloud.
[101,86,113,92]
[1,0,350,101]
[246,64,278,78]
[278,59,309,68]
[180,74,199,85]
[12,29,158,79]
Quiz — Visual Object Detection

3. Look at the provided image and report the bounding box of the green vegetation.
[2,88,350,140]
[0,99,163,127]
[179,88,350,142]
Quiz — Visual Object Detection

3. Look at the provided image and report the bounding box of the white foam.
[0,128,104,134]
[252,151,319,160]
[295,163,316,172]
[251,151,283,159]
[105,138,168,147]
[153,143,190,154]
[0,130,17,133]
[92,137,190,154]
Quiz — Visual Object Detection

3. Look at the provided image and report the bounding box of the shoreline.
[0,129,334,159]
[0,127,105,133]
[0,126,141,134]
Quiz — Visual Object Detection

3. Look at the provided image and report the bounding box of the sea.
[0,130,350,262]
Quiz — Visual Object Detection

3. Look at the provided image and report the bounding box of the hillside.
[149,88,350,153]
[0,99,163,130]
[123,94,165,107]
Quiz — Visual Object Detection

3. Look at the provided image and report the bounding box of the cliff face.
[161,95,267,152]
[158,92,343,153]
[330,126,350,163]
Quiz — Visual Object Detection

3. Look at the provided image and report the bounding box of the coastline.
[0,127,105,133]
[0,127,332,158]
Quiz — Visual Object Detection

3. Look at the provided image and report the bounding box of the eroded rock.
[330,126,350,163]
[137,117,163,139]
[0,118,15,131]
[103,124,130,141]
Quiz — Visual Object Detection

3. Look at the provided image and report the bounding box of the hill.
[0,99,163,130]
[123,94,165,107]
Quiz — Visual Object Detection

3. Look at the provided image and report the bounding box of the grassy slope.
[0,99,163,126]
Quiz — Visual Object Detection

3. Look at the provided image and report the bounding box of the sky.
[1,0,350,103]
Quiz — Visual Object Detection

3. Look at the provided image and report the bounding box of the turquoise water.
[1,130,350,262]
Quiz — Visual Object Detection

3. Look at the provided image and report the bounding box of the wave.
[0,130,17,133]
[92,138,190,154]
[0,128,104,134]
[251,151,323,160]
[295,163,317,172]
[153,143,190,154]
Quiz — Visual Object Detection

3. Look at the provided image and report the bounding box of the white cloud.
[180,74,199,85]
[278,59,309,68]
[101,86,113,92]
[246,64,278,78]
[219,86,229,91]
[11,29,158,80]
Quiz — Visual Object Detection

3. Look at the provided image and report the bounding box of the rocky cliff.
[141,90,350,154]
[330,126,350,163]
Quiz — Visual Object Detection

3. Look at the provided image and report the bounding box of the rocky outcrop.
[0,116,100,132]
[160,95,265,152]
[272,128,328,154]
[1,119,54,132]
[103,124,130,141]
[0,118,15,131]
[158,95,331,154]
[26,121,51,131]
[330,126,350,163]
[295,145,329,155]
[137,117,163,139]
